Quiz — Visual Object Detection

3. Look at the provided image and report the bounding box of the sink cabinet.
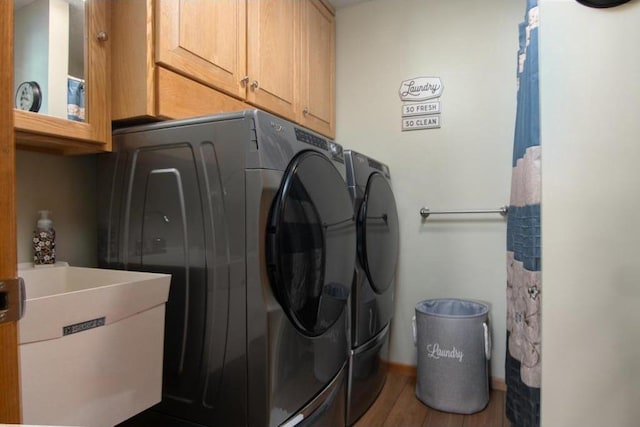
[112,0,335,138]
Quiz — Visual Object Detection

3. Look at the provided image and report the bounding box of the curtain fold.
[505,1,541,426]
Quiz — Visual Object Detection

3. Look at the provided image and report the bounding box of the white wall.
[16,150,97,268]
[336,0,523,380]
[540,0,640,425]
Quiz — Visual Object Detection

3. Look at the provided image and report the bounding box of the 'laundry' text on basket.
[425,343,464,362]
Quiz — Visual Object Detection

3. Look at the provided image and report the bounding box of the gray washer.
[99,110,356,427]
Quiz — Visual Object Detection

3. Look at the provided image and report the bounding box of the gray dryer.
[343,150,399,426]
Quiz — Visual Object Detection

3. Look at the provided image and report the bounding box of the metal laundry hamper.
[414,298,491,414]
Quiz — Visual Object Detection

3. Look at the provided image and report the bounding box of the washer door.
[358,172,399,294]
[267,151,356,337]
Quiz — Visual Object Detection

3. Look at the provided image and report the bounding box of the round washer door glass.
[358,172,399,293]
[267,151,356,336]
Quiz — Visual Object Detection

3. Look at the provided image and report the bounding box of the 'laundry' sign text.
[399,77,443,101]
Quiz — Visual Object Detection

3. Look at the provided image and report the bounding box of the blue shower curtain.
[505,1,540,426]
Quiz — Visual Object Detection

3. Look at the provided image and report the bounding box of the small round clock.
[15,81,42,112]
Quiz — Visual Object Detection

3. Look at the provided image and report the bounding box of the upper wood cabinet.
[156,1,247,100]
[299,0,335,137]
[14,0,111,155]
[112,0,335,138]
[157,0,298,120]
[245,0,299,121]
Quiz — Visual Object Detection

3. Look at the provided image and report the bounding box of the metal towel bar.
[420,206,509,219]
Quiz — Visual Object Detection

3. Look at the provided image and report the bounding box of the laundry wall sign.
[402,101,441,117]
[399,77,443,101]
[400,76,443,131]
[402,115,440,131]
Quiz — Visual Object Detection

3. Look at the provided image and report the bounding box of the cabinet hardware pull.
[251,80,260,90]
[240,76,249,86]
[303,107,309,115]
[97,31,108,42]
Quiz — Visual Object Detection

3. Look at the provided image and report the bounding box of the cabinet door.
[299,0,335,138]
[157,0,247,100]
[246,0,298,121]
[1,2,20,423]
[14,0,111,154]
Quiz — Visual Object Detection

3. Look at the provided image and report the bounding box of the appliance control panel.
[295,128,328,150]
[368,158,390,178]
[295,128,345,163]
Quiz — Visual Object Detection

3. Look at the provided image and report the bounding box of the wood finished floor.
[354,371,510,427]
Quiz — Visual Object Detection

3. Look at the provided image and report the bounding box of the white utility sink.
[18,263,171,427]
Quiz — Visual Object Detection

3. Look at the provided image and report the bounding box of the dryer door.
[358,172,400,294]
[267,151,356,337]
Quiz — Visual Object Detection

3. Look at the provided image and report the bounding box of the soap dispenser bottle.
[33,210,56,265]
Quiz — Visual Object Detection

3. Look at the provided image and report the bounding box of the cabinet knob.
[303,107,309,116]
[251,80,260,90]
[240,76,249,86]
[96,31,108,42]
